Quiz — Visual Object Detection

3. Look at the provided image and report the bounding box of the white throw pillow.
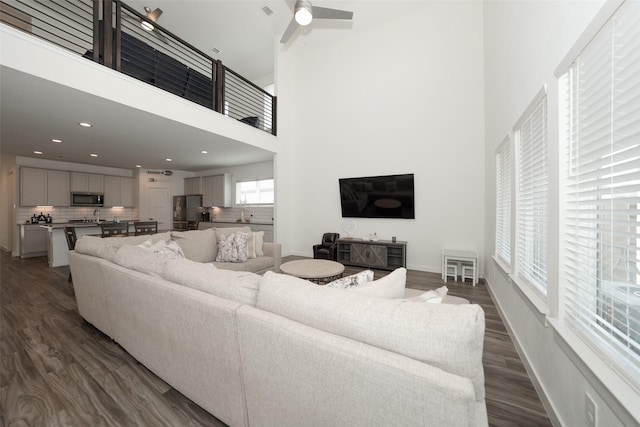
[326,270,374,289]
[253,231,265,256]
[245,232,256,259]
[161,240,185,258]
[136,239,166,252]
[405,286,448,304]
[346,267,406,299]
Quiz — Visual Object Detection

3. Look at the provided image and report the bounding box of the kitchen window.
[236,179,274,205]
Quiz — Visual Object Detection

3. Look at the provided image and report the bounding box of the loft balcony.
[0,0,277,135]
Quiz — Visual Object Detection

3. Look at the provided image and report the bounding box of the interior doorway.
[147,187,171,231]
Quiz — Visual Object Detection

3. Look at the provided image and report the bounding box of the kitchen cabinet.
[20,167,69,206]
[70,172,104,193]
[184,177,202,195]
[104,176,134,207]
[20,224,48,257]
[202,174,231,207]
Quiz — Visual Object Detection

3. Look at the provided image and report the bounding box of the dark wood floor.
[0,251,551,426]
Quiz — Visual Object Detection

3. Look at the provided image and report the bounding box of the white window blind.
[496,137,512,266]
[515,88,549,297]
[560,0,640,387]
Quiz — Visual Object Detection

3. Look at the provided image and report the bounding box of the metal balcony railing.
[0,0,277,135]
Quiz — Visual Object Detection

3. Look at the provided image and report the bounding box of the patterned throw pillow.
[216,232,249,263]
[161,240,185,258]
[326,269,374,288]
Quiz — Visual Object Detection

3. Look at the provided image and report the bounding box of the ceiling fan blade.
[280,16,299,44]
[312,6,353,20]
[152,29,169,44]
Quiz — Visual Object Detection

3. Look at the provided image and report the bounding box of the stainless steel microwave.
[70,192,104,207]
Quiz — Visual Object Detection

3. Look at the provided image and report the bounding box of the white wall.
[484,1,636,425]
[276,1,485,272]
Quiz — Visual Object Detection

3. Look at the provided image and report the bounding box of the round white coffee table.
[280,259,345,284]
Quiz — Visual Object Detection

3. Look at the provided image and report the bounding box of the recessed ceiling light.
[51,139,62,143]
[136,164,142,168]
[166,158,172,162]
[90,153,98,157]
[79,122,92,127]
[34,150,43,155]
[201,150,208,154]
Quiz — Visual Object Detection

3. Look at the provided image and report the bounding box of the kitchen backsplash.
[208,206,273,224]
[17,207,139,224]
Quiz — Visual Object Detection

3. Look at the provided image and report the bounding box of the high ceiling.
[0,1,414,171]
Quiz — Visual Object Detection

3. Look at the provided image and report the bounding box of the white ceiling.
[0,0,415,172]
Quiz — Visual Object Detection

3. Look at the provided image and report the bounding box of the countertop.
[34,220,141,230]
[205,220,274,226]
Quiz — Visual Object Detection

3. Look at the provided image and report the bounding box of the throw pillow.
[326,270,374,289]
[346,267,406,299]
[404,286,448,303]
[136,239,166,252]
[216,232,249,263]
[161,240,185,258]
[245,232,256,259]
[253,231,265,256]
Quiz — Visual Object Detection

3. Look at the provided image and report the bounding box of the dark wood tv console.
[337,238,407,271]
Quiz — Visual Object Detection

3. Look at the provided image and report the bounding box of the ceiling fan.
[280,0,353,44]
[136,6,168,44]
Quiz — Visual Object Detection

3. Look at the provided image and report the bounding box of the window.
[236,179,274,205]
[514,87,549,298]
[496,136,512,267]
[558,0,640,388]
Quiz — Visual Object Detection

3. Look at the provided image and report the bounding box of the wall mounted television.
[339,173,415,219]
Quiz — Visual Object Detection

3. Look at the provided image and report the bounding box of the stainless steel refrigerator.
[173,195,202,230]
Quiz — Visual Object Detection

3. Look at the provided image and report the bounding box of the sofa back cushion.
[74,232,172,262]
[171,229,217,262]
[256,271,485,401]
[163,257,261,306]
[112,244,175,277]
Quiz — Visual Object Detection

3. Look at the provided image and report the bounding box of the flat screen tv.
[339,173,415,219]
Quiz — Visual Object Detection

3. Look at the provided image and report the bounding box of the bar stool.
[445,263,457,282]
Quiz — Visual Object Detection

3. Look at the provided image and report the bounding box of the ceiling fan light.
[295,3,313,26]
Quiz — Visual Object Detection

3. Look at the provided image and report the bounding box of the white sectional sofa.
[68,231,488,427]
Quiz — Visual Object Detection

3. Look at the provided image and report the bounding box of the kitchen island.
[41,221,137,267]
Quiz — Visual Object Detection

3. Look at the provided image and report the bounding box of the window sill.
[509,273,550,319]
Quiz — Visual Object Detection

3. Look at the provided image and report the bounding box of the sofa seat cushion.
[256,271,486,401]
[212,256,274,273]
[171,229,217,263]
[163,258,261,306]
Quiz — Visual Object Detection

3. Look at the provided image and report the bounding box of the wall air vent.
[262,5,274,16]
[147,170,173,176]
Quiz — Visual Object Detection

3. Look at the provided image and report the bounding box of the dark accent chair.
[134,221,158,236]
[100,222,129,238]
[313,233,340,261]
[63,226,77,282]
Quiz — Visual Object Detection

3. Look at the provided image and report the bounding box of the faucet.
[93,208,100,223]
